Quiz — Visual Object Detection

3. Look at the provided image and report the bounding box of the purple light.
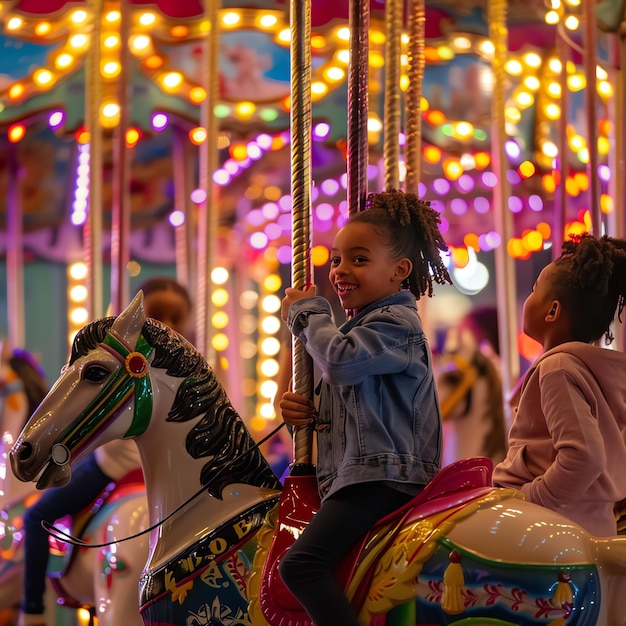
[484,231,502,249]
[279,195,292,212]
[313,122,331,140]
[257,133,273,149]
[433,178,451,195]
[320,179,340,196]
[246,209,265,226]
[151,113,169,131]
[418,182,427,199]
[311,186,319,202]
[190,188,206,204]
[278,213,291,231]
[249,232,269,250]
[505,139,521,161]
[48,110,65,130]
[262,202,279,220]
[473,197,490,214]
[315,203,335,220]
[264,223,282,240]
[213,170,231,185]
[481,172,498,188]
[506,169,521,185]
[528,194,543,211]
[457,174,475,193]
[340,173,348,189]
[224,159,239,174]
[169,210,185,227]
[450,198,468,215]
[598,164,611,182]
[277,245,292,264]
[508,196,524,213]
[438,216,449,234]
[367,165,379,180]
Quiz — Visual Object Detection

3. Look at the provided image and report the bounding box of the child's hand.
[279,391,316,426]
[281,285,316,321]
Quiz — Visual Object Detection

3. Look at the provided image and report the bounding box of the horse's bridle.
[50,329,154,466]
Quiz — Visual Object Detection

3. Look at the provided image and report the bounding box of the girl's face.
[143,290,191,336]
[328,221,411,312]
[522,262,557,344]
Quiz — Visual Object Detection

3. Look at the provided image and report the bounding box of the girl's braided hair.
[553,233,626,344]
[351,189,452,299]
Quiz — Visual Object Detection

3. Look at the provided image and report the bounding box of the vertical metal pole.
[85,0,104,320]
[109,1,131,314]
[347,0,370,216]
[290,0,314,466]
[489,0,519,421]
[583,2,602,235]
[196,0,220,362]
[405,0,425,193]
[6,146,24,348]
[383,0,402,192]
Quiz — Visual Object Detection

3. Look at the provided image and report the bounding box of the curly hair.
[350,189,452,298]
[552,234,626,344]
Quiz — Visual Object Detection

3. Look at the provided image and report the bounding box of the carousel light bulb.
[69,34,88,49]
[49,110,65,130]
[259,403,275,420]
[162,72,183,89]
[336,49,350,64]
[212,333,229,352]
[261,337,280,356]
[261,316,281,334]
[277,28,290,42]
[8,84,25,100]
[55,53,74,69]
[105,11,121,22]
[102,61,120,77]
[8,124,25,143]
[259,14,278,27]
[130,35,150,52]
[71,10,88,24]
[103,34,120,49]
[260,358,279,378]
[7,17,23,30]
[545,11,560,25]
[564,15,579,30]
[101,102,120,118]
[324,66,345,82]
[212,311,229,329]
[70,307,89,325]
[139,12,156,26]
[260,380,278,400]
[598,81,612,98]
[544,103,561,119]
[222,12,241,26]
[34,70,53,87]
[211,267,229,285]
[70,285,88,303]
[35,22,52,36]
[151,113,169,131]
[261,295,281,314]
[168,210,185,227]
[568,74,585,91]
[211,289,229,307]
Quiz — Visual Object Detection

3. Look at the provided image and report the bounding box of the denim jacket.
[287,290,442,501]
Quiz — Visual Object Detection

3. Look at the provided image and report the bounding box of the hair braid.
[557,234,626,343]
[356,189,452,299]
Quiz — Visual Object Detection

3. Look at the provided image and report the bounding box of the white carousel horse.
[10,292,626,625]
[0,344,148,626]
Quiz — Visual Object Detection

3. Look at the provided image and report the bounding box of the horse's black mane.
[69,317,282,497]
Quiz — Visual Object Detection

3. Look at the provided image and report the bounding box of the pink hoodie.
[493,341,626,537]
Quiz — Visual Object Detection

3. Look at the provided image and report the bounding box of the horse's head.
[10,292,158,489]
[11,292,282,498]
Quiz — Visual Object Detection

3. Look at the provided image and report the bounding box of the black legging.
[279,482,414,626]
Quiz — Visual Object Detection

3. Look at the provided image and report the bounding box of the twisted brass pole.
[383,0,402,191]
[290,0,314,466]
[347,0,370,216]
[405,0,425,192]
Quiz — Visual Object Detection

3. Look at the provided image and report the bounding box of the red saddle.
[258,457,494,626]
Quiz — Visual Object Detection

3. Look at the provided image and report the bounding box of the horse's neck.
[135,400,279,571]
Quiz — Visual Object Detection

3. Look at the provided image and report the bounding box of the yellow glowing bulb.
[55,53,74,69]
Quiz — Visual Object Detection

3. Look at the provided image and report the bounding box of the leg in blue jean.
[279,482,413,626]
[21,453,113,615]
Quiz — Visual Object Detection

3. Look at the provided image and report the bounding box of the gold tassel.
[553,571,573,606]
[441,550,465,614]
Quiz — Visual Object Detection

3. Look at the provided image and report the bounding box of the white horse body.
[10,293,626,626]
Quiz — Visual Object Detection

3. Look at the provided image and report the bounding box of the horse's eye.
[83,364,111,383]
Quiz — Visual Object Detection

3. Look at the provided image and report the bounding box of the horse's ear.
[111,291,146,349]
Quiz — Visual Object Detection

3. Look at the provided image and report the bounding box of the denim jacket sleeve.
[286,295,414,386]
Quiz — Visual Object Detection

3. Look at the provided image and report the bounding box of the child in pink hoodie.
[493,234,626,538]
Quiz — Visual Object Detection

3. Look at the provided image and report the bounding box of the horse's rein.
[42,420,287,549]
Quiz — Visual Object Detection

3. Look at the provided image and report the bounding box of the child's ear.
[394,258,413,282]
[545,300,560,321]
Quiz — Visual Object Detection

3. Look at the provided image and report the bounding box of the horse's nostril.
[18,441,33,461]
